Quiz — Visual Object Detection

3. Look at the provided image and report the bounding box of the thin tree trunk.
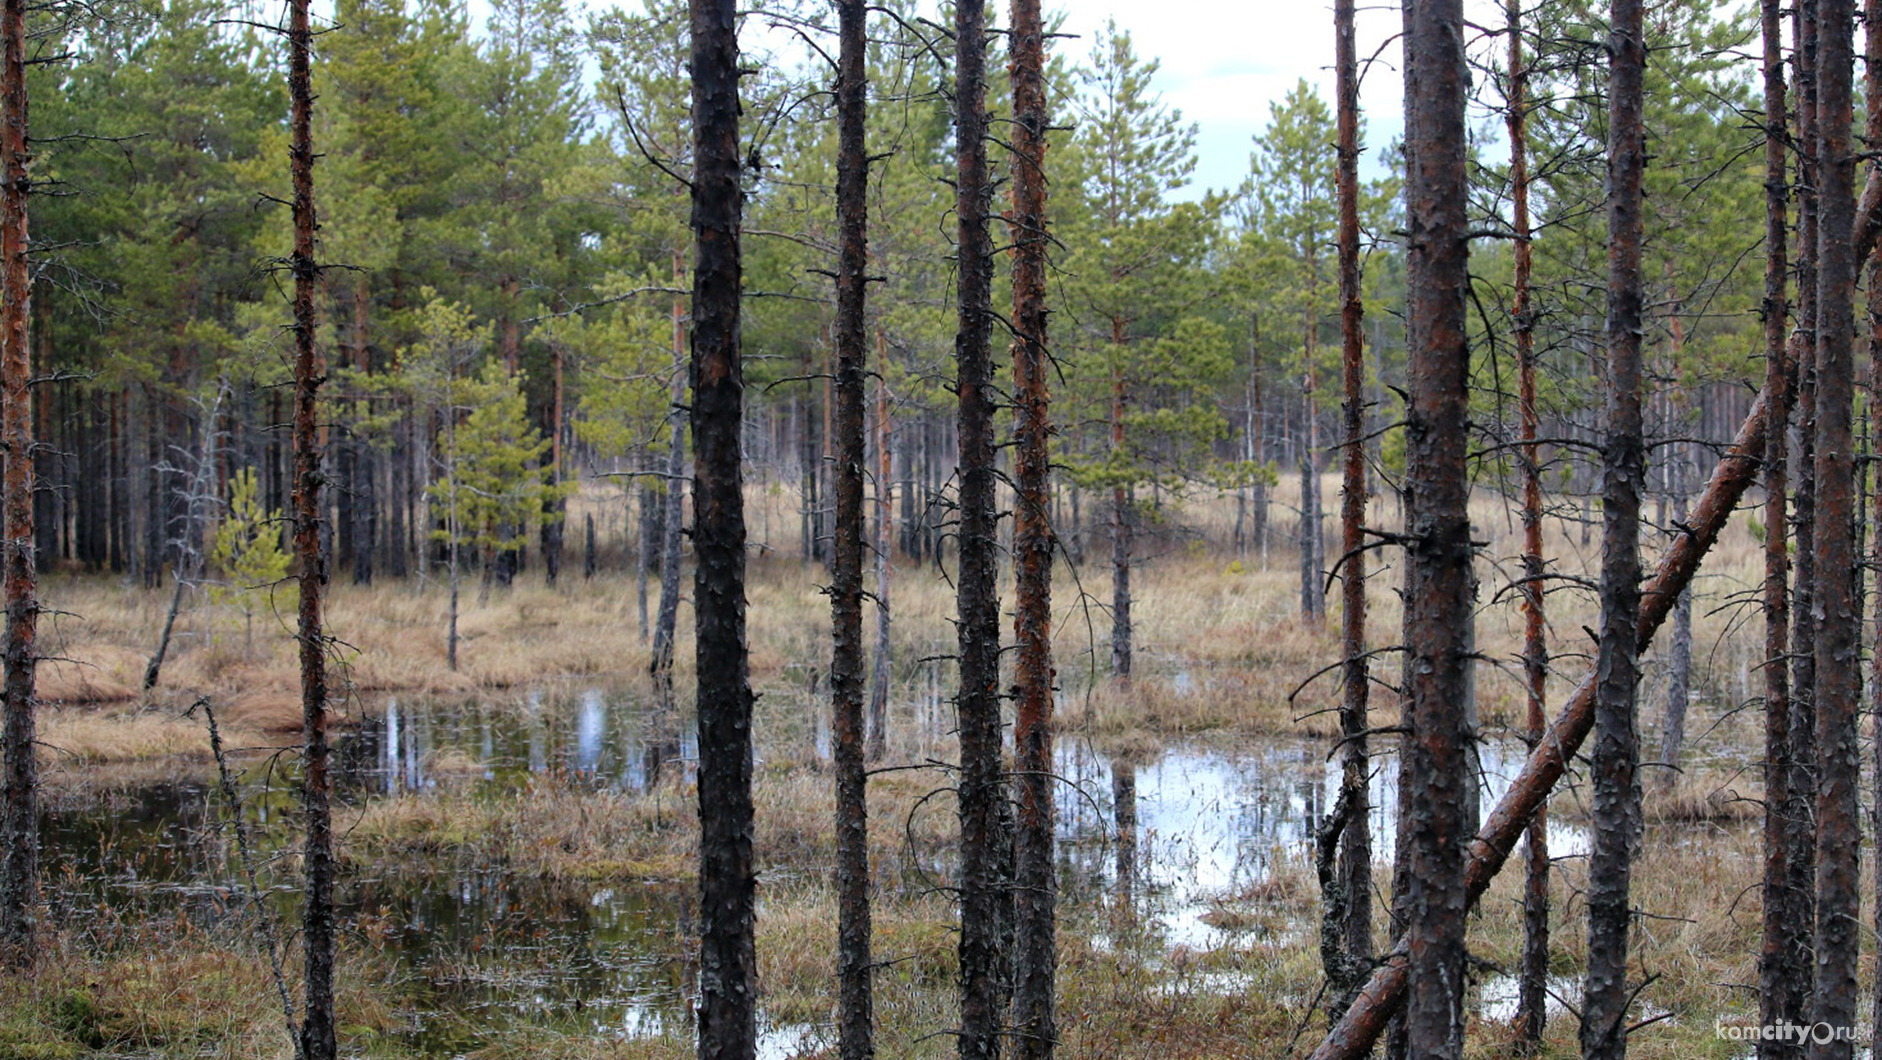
[1008,0,1055,1051]
[0,0,34,964]
[830,4,875,1054]
[1656,487,1692,786]
[1328,0,1371,1015]
[1758,2,1799,1051]
[1311,381,1783,1060]
[1787,8,1825,1027]
[1398,0,1473,1053]
[649,369,686,772]
[1507,0,1548,1043]
[287,0,335,1050]
[953,0,1004,1051]
[1110,363,1131,684]
[690,3,755,1057]
[1810,1,1859,1052]
[868,349,891,762]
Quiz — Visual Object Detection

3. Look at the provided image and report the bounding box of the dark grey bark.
[953,0,1005,1053]
[830,2,875,1055]
[689,2,756,1058]
[1758,0,1798,1047]
[1581,0,1647,1054]
[1785,7,1823,1029]
[1328,0,1371,1017]
[1008,0,1055,1053]
[1398,0,1474,1054]
[0,0,35,967]
[1809,1,1859,1055]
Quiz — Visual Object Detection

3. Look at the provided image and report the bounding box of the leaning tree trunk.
[1008,0,1055,1053]
[1581,0,1647,1054]
[953,0,1004,1053]
[690,2,756,1058]
[829,3,875,1055]
[1397,0,1474,1054]
[1328,0,1371,1016]
[1810,1,1860,1052]
[1758,3,1799,1053]
[1310,381,1784,1060]
[0,0,35,968]
[1506,0,1549,1043]
[287,0,336,1053]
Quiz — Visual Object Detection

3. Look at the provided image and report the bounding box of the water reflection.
[44,685,1593,1054]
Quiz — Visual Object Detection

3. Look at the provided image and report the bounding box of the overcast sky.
[1045,0,1412,199]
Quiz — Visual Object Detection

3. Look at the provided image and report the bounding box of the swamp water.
[41,687,1585,1056]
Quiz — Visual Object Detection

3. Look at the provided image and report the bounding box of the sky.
[1045,0,1413,199]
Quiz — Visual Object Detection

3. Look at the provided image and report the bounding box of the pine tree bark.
[868,359,890,762]
[1506,0,1548,1043]
[1110,363,1131,684]
[1311,381,1782,1060]
[1581,1,1647,1054]
[1758,1,1800,1049]
[953,0,1005,1052]
[1329,0,1371,1015]
[1008,0,1055,1052]
[0,0,36,967]
[288,0,336,1050]
[1809,2,1859,1053]
[1398,0,1474,1053]
[689,1,756,1057]
[830,3,875,1054]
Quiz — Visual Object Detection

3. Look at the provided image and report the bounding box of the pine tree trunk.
[1329,0,1371,1013]
[953,0,1005,1050]
[1582,1,1647,1053]
[830,5,875,1053]
[0,0,35,965]
[1656,488,1692,786]
[868,353,891,762]
[1789,13,1825,1028]
[649,370,686,772]
[1810,1,1860,1050]
[287,0,335,1050]
[1008,0,1055,1051]
[689,3,756,1056]
[1758,4,1800,1051]
[1507,0,1548,1042]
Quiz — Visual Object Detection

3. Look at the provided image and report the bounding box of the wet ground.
[41,686,1586,1056]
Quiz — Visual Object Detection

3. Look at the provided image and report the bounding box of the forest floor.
[5,482,1815,1059]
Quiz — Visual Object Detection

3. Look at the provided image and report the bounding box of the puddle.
[43,683,1597,1052]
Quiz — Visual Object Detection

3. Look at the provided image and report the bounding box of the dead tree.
[952,0,1005,1053]
[830,1,876,1055]
[1506,0,1548,1044]
[1809,0,1859,1049]
[1326,0,1371,1017]
[286,0,336,1051]
[1310,383,1782,1059]
[0,0,34,967]
[1008,0,1056,1054]
[1398,0,1474,1054]
[690,1,756,1057]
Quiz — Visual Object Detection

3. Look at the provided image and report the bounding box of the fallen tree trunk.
[1309,380,1776,1060]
